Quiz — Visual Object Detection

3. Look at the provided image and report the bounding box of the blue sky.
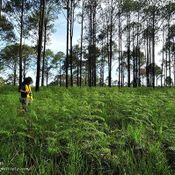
[47,13,81,54]
[46,12,162,83]
[0,11,163,85]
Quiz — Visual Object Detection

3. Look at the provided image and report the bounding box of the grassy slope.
[0,86,175,174]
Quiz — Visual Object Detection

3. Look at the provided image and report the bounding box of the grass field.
[0,85,175,174]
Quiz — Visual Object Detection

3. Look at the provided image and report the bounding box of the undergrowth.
[0,85,175,174]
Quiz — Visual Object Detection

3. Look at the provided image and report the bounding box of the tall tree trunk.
[161,26,165,87]
[45,59,48,86]
[88,44,92,87]
[152,7,155,88]
[23,59,26,80]
[92,3,97,86]
[146,22,149,87]
[168,4,171,86]
[144,37,147,86]
[100,39,104,86]
[118,11,121,87]
[60,62,62,86]
[87,1,97,87]
[133,27,136,87]
[173,36,175,86]
[41,17,47,86]
[174,44,175,86]
[80,0,84,87]
[46,69,49,86]
[70,0,74,87]
[138,46,141,87]
[88,5,92,87]
[107,25,110,86]
[108,0,113,87]
[149,36,152,86]
[19,0,24,85]
[14,61,17,86]
[137,12,141,87]
[66,0,70,88]
[165,50,168,86]
[127,13,131,87]
[138,38,141,86]
[122,64,124,86]
[36,0,45,91]
[77,64,79,86]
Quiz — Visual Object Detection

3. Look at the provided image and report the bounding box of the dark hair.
[24,77,33,85]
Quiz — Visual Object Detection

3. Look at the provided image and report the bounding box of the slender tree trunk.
[70,0,74,87]
[144,37,147,86]
[60,62,62,86]
[161,26,165,87]
[146,22,149,87]
[14,62,17,86]
[70,0,73,87]
[165,50,168,86]
[152,7,155,88]
[138,41,141,86]
[80,0,84,87]
[77,64,79,86]
[88,5,93,87]
[45,59,48,86]
[133,26,136,87]
[127,13,131,87]
[106,24,110,86]
[46,69,48,86]
[149,37,152,86]
[118,11,121,87]
[108,0,113,87]
[137,12,141,87]
[89,2,97,87]
[164,61,166,86]
[138,46,141,86]
[23,59,26,80]
[88,43,92,87]
[66,0,70,88]
[36,0,45,91]
[100,39,104,86]
[174,46,175,86]
[19,0,24,85]
[122,65,124,86]
[173,36,175,85]
[135,34,138,87]
[41,17,47,86]
[168,7,171,86]
[92,4,97,86]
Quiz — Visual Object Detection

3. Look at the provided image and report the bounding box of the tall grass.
[0,85,175,174]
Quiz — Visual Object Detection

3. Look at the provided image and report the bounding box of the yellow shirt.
[25,85,33,100]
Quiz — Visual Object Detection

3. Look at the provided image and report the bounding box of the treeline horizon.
[0,0,175,90]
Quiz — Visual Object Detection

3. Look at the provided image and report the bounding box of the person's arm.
[19,84,28,94]
[19,89,27,93]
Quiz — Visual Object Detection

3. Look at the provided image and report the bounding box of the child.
[19,77,33,112]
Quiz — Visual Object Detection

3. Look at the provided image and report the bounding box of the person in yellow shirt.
[19,77,33,112]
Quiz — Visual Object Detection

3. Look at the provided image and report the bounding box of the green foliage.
[0,15,15,41]
[0,86,175,174]
[0,44,35,81]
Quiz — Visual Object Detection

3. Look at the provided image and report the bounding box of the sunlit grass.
[0,85,175,174]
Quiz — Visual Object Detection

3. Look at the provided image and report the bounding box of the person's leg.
[25,98,30,111]
[21,98,27,111]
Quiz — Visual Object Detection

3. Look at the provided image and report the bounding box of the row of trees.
[0,0,175,90]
